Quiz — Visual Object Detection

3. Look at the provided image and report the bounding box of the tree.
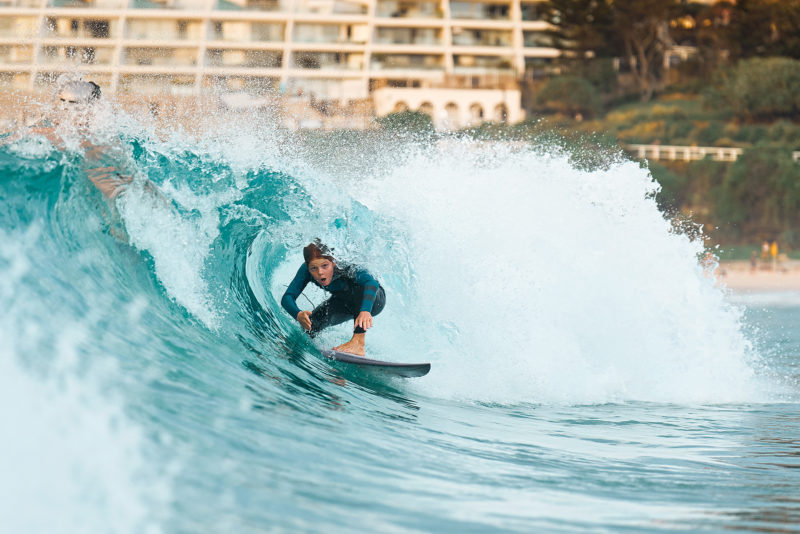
[612,0,680,101]
[536,75,602,116]
[542,0,615,61]
[542,0,680,101]
[715,57,800,121]
[726,0,800,59]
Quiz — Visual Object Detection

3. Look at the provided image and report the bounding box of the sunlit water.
[1,100,798,533]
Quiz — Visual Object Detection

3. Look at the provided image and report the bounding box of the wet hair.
[303,240,335,264]
[57,80,101,104]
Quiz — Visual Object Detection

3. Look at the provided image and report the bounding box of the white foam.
[353,140,759,404]
[0,227,167,534]
[115,178,223,327]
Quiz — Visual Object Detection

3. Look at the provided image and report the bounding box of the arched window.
[393,101,409,112]
[469,103,484,124]
[444,102,459,129]
[418,101,434,117]
[494,103,508,123]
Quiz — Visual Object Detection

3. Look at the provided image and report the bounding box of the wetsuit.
[281,263,385,336]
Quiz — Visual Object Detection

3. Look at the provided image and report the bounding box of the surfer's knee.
[370,287,386,317]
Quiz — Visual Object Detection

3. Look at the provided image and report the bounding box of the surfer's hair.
[303,240,334,264]
[57,80,101,104]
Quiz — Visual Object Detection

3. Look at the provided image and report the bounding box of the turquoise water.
[2,103,799,533]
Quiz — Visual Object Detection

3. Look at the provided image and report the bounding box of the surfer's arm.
[281,264,311,319]
[354,269,380,313]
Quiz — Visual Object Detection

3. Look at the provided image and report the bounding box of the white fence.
[627,144,800,163]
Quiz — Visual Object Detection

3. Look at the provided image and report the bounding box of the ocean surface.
[2,100,799,533]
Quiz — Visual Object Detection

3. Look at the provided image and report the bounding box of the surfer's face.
[308,258,334,286]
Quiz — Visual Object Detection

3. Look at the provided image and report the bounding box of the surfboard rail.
[321,350,431,378]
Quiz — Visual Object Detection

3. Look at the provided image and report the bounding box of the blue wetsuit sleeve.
[281,264,311,319]
[355,269,380,313]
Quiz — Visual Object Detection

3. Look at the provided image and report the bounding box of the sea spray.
[341,139,759,404]
[0,225,168,534]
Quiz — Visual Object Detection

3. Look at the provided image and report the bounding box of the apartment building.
[0,0,558,127]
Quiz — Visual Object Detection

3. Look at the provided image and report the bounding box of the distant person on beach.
[750,250,758,273]
[771,241,779,271]
[281,240,385,357]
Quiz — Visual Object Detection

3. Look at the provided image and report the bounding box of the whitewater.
[1,96,799,533]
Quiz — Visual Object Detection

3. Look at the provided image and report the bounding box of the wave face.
[1,100,786,533]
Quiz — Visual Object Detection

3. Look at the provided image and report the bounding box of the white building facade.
[0,0,558,125]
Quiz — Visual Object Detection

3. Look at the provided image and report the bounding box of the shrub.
[376,110,435,139]
[715,144,800,245]
[536,75,602,117]
[715,57,800,120]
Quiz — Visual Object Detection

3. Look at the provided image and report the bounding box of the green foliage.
[376,110,435,139]
[536,75,601,116]
[715,57,800,120]
[727,0,800,59]
[714,145,800,246]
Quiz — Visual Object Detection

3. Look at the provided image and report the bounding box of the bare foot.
[334,335,366,356]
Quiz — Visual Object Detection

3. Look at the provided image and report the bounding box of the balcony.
[453,54,514,74]
[129,0,208,9]
[451,28,512,47]
[373,27,440,45]
[206,48,282,68]
[0,44,33,64]
[41,44,116,64]
[48,0,127,7]
[520,1,542,21]
[376,0,442,19]
[371,53,443,70]
[523,31,553,48]
[126,19,205,42]
[0,17,38,39]
[209,21,285,42]
[293,23,368,44]
[215,0,282,12]
[43,17,119,40]
[119,74,196,95]
[293,51,363,70]
[0,0,43,7]
[292,0,367,15]
[124,47,198,66]
[450,1,510,21]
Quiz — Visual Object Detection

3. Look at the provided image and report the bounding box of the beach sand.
[715,260,800,292]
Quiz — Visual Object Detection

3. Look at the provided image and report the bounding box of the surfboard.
[321,350,431,378]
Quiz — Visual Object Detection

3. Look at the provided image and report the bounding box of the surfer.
[3,79,132,199]
[281,241,385,357]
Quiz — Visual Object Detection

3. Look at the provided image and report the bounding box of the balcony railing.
[0,0,43,7]
[374,28,441,45]
[376,1,442,19]
[48,0,128,7]
[371,53,443,69]
[125,47,198,66]
[206,48,282,67]
[293,51,362,70]
[41,44,116,64]
[210,21,285,42]
[452,30,512,47]
[126,20,205,41]
[450,2,510,20]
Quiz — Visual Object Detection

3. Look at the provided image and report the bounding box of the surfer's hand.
[354,311,373,331]
[297,311,312,331]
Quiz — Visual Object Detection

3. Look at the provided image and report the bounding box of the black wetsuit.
[281,263,385,336]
